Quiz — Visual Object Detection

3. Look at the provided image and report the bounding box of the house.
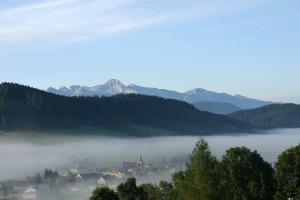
[97,177,107,187]
[75,174,82,181]
[22,187,38,200]
[103,171,124,179]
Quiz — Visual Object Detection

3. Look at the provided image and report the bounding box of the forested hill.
[0,83,249,136]
[229,103,300,129]
[193,101,241,115]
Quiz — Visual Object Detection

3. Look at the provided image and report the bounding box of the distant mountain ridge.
[0,83,250,136]
[47,79,271,109]
[193,102,241,115]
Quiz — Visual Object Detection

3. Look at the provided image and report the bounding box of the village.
[0,155,185,200]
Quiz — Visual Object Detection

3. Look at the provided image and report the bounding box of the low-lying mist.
[0,128,299,181]
[0,133,193,181]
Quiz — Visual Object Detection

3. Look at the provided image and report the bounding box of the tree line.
[0,82,247,135]
[90,139,300,200]
[230,103,300,129]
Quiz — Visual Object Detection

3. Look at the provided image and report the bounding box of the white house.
[22,187,38,200]
[97,177,107,187]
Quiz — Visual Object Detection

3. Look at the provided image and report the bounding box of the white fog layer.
[0,128,300,181]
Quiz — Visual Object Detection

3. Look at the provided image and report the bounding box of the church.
[122,155,145,174]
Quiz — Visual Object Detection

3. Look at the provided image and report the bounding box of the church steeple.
[138,154,144,166]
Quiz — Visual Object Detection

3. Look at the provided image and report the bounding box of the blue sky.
[0,0,299,102]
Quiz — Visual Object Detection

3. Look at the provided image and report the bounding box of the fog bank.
[0,128,299,181]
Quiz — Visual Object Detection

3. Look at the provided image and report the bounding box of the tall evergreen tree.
[88,141,298,200]
[274,144,300,200]
[173,139,222,200]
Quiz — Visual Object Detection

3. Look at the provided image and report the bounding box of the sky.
[0,0,299,103]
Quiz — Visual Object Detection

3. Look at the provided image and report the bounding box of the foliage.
[90,140,299,200]
[0,96,9,130]
[0,181,14,198]
[274,144,300,200]
[230,104,300,129]
[91,178,177,200]
[90,187,119,200]
[0,82,248,135]
[139,183,160,200]
[42,169,59,189]
[43,168,59,179]
[157,181,178,200]
[117,177,146,200]
[221,147,275,200]
[173,139,222,200]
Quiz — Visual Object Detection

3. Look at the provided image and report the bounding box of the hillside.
[47,79,271,109]
[229,104,300,129]
[193,101,241,115]
[0,83,250,136]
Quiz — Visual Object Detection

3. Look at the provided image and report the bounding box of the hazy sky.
[0,0,299,103]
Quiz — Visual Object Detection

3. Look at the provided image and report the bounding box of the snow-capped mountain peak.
[47,79,271,109]
[103,79,127,94]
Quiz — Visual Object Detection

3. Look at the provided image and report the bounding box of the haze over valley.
[0,0,299,199]
[0,128,299,200]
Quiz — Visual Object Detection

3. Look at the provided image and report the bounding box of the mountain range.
[0,83,249,136]
[1,83,300,135]
[47,79,271,110]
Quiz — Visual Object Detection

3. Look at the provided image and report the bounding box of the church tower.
[138,154,144,167]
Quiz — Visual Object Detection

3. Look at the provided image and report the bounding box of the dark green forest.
[0,83,248,136]
[1,83,300,135]
[90,140,300,200]
[230,104,300,129]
